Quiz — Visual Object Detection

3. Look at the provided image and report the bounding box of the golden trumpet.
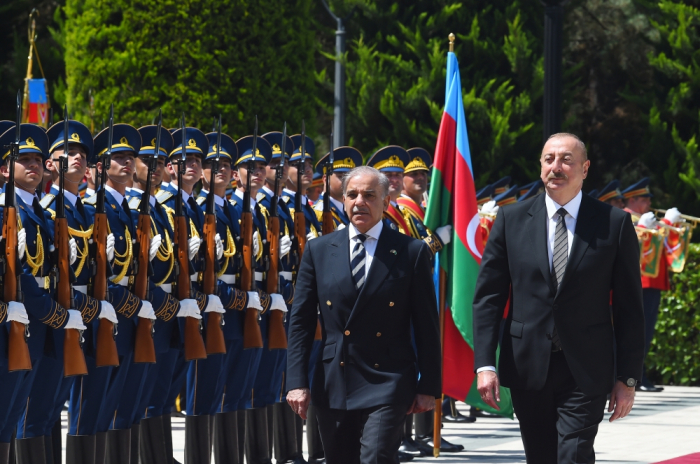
[652,208,700,227]
[478,211,497,219]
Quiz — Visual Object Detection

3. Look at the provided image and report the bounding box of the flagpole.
[432,31,455,459]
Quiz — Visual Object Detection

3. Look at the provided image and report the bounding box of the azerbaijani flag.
[26,79,49,127]
[424,50,513,418]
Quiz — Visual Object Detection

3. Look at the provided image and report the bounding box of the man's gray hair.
[342,166,390,199]
[546,132,588,160]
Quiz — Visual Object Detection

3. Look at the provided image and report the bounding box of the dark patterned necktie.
[351,234,367,290]
[550,207,568,350]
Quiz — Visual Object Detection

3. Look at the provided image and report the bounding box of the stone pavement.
[57,385,700,463]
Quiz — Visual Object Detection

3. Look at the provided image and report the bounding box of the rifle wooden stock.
[202,214,225,354]
[322,211,334,236]
[3,207,31,372]
[175,215,207,361]
[266,216,287,350]
[93,211,119,367]
[241,211,262,349]
[133,213,156,364]
[56,217,88,377]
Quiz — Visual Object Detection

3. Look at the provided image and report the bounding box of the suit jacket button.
[327,300,331,306]
[340,361,345,366]
[376,332,381,337]
[389,302,394,307]
[344,330,350,336]
[374,363,379,368]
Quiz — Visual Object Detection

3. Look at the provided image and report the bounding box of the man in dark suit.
[286,166,441,464]
[473,133,645,463]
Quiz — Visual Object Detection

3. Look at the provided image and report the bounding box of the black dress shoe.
[398,438,425,457]
[471,408,499,418]
[396,450,414,462]
[416,436,464,453]
[307,458,326,464]
[636,384,664,392]
[443,410,476,423]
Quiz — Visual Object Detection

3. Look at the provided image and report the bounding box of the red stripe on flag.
[432,112,457,196]
[654,453,700,464]
[442,306,475,401]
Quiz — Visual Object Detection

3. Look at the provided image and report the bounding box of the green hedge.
[647,243,700,386]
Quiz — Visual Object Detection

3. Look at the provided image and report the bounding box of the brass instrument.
[652,209,700,229]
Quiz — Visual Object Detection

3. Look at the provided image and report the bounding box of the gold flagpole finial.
[448,33,455,52]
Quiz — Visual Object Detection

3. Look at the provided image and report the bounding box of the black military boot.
[162,415,176,464]
[95,432,107,464]
[185,415,211,464]
[66,434,97,464]
[105,429,131,464]
[306,405,325,464]
[140,416,168,464]
[52,420,62,464]
[213,411,239,464]
[15,436,47,464]
[0,442,10,464]
[245,408,272,464]
[130,425,139,464]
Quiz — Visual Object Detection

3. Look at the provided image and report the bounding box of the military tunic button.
[327,300,331,306]
[389,302,394,307]
[374,363,379,368]
[340,361,345,366]
[344,330,350,336]
[119,236,123,240]
[376,332,381,337]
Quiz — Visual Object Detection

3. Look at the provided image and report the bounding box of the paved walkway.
[57,385,700,463]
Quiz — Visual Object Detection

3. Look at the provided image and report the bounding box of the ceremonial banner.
[639,231,664,278]
[26,79,49,127]
[424,51,513,418]
[665,226,693,273]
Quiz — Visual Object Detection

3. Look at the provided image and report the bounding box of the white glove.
[204,294,225,314]
[177,298,202,319]
[269,293,288,313]
[435,225,452,245]
[306,231,316,242]
[69,238,78,265]
[252,231,261,258]
[18,228,27,260]
[481,200,499,214]
[138,300,156,320]
[664,207,682,225]
[66,309,87,330]
[106,234,115,262]
[188,237,202,261]
[247,291,263,311]
[337,223,346,231]
[638,212,656,229]
[7,302,29,325]
[99,300,118,324]
[149,234,162,262]
[279,235,292,259]
[215,234,224,260]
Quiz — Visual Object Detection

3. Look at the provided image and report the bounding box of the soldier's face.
[540,136,589,200]
[344,174,390,233]
[325,171,344,199]
[49,144,87,184]
[288,160,313,190]
[608,197,625,210]
[99,152,135,185]
[266,157,290,187]
[384,171,404,199]
[202,159,232,193]
[626,196,651,214]
[234,161,266,193]
[134,156,165,191]
[7,153,44,191]
[403,170,427,196]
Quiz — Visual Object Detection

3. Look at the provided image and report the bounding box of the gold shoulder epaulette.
[196,196,206,206]
[82,194,97,206]
[155,190,174,205]
[256,192,266,202]
[229,198,238,207]
[0,192,4,206]
[313,201,323,212]
[40,194,56,210]
[281,195,292,204]
[128,197,141,211]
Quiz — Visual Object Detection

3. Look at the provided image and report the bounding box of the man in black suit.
[473,133,645,463]
[286,166,441,464]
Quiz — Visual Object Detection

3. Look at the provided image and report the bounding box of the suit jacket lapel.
[329,227,357,302]
[347,226,400,326]
[528,194,556,295]
[556,194,597,298]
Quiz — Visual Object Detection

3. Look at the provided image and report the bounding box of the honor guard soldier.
[396,147,451,255]
[229,134,287,464]
[43,120,119,463]
[597,180,625,209]
[493,184,519,206]
[366,146,412,234]
[476,184,494,207]
[313,146,363,229]
[87,123,157,463]
[260,131,302,464]
[283,133,324,464]
[491,176,511,196]
[518,180,544,202]
[307,172,323,204]
[0,124,84,464]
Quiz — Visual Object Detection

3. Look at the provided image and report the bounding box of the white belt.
[115,276,130,287]
[280,271,293,281]
[255,272,264,282]
[159,283,172,294]
[34,277,46,289]
[74,285,88,295]
[191,273,198,282]
[220,275,236,285]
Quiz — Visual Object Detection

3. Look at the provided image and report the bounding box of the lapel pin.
[390,249,397,255]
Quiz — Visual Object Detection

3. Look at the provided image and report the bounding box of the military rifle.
[321,128,335,235]
[203,115,226,355]
[55,107,88,376]
[2,91,31,372]
[241,117,263,349]
[266,123,288,350]
[173,114,207,361]
[92,105,119,367]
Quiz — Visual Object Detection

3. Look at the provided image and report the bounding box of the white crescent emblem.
[466,212,482,259]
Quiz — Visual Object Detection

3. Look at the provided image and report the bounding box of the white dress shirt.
[348,220,383,277]
[234,189,257,209]
[85,188,95,198]
[329,195,344,212]
[477,190,583,374]
[16,188,38,207]
[105,185,125,207]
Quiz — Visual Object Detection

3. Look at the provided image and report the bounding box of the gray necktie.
[550,208,568,350]
[351,234,367,290]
